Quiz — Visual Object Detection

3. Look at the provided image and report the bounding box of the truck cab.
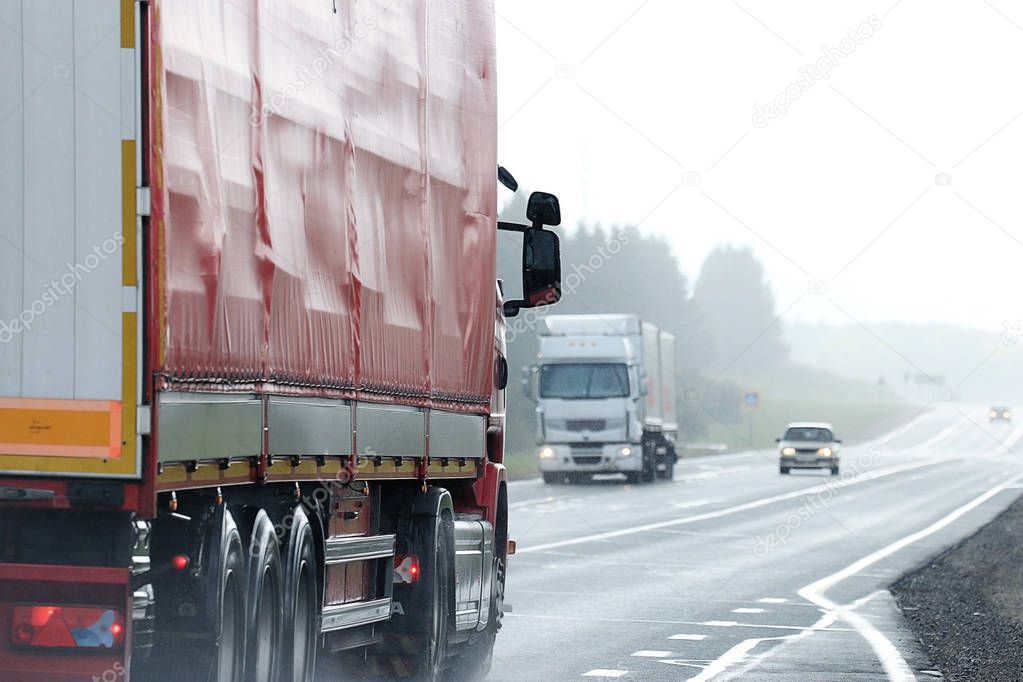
[530,315,677,484]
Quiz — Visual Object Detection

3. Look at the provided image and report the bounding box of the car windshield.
[784,427,833,442]
[539,363,630,399]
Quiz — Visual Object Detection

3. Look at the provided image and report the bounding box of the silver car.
[777,422,841,475]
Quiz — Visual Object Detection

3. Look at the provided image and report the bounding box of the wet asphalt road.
[491,405,1023,681]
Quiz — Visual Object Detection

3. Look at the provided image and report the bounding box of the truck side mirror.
[526,191,561,227]
[520,228,561,309]
[498,191,562,317]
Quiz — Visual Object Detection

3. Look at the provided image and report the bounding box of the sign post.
[744,392,759,446]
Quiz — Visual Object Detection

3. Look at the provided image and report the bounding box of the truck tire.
[150,505,247,682]
[279,507,319,682]
[625,472,640,485]
[779,466,790,474]
[542,472,560,485]
[641,451,656,483]
[238,508,284,682]
[409,510,453,682]
[830,465,840,476]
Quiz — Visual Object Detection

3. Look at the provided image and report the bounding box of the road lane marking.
[686,637,770,682]
[710,591,879,681]
[631,650,671,657]
[669,634,707,640]
[757,597,787,604]
[582,669,629,678]
[797,470,1023,682]
[732,607,765,614]
[504,613,852,631]
[517,457,950,553]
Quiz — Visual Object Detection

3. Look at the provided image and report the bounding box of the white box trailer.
[533,314,679,484]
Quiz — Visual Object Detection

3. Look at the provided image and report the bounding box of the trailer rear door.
[0,0,141,478]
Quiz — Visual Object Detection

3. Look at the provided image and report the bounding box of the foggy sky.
[495,0,1023,333]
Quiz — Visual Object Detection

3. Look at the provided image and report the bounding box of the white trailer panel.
[641,322,662,430]
[0,0,140,477]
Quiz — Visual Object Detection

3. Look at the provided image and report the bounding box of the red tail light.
[10,605,125,649]
[394,554,421,584]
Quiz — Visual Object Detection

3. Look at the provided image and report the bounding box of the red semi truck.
[0,1,561,680]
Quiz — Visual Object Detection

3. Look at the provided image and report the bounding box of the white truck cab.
[529,315,678,484]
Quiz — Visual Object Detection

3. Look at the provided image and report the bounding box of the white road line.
[507,496,559,509]
[713,591,880,682]
[798,470,1023,681]
[582,669,629,678]
[517,457,950,553]
[686,637,767,682]
[732,607,765,614]
[757,597,787,604]
[631,650,671,657]
[669,634,707,641]
[504,613,853,631]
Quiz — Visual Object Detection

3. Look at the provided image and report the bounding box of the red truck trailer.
[0,1,561,680]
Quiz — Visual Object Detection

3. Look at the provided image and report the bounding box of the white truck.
[528,315,678,484]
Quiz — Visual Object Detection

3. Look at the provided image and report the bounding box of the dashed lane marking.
[732,608,765,614]
[757,598,787,604]
[669,634,707,641]
[631,650,671,658]
[582,670,629,678]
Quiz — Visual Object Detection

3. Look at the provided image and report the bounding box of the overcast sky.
[494,0,1023,333]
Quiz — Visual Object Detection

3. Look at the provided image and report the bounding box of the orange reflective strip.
[0,399,121,459]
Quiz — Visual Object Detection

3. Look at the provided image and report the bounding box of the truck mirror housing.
[526,191,561,227]
[499,191,562,317]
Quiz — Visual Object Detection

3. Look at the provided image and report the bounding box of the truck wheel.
[408,510,453,682]
[641,453,656,483]
[779,466,790,474]
[152,505,246,682]
[830,465,840,476]
[279,507,319,682]
[238,508,284,682]
[542,472,560,485]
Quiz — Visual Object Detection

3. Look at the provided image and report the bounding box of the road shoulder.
[892,490,1023,681]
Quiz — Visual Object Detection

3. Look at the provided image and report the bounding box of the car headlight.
[781,447,796,456]
[990,410,998,418]
[1004,411,1011,419]
[617,446,633,458]
[818,447,833,457]
[538,446,555,459]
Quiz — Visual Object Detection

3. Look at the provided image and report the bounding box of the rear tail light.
[10,605,124,649]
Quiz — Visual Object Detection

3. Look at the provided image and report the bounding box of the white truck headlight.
[617,446,633,458]
[781,447,796,456]
[538,446,556,459]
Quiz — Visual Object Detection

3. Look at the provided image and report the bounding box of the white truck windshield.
[539,363,630,399]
